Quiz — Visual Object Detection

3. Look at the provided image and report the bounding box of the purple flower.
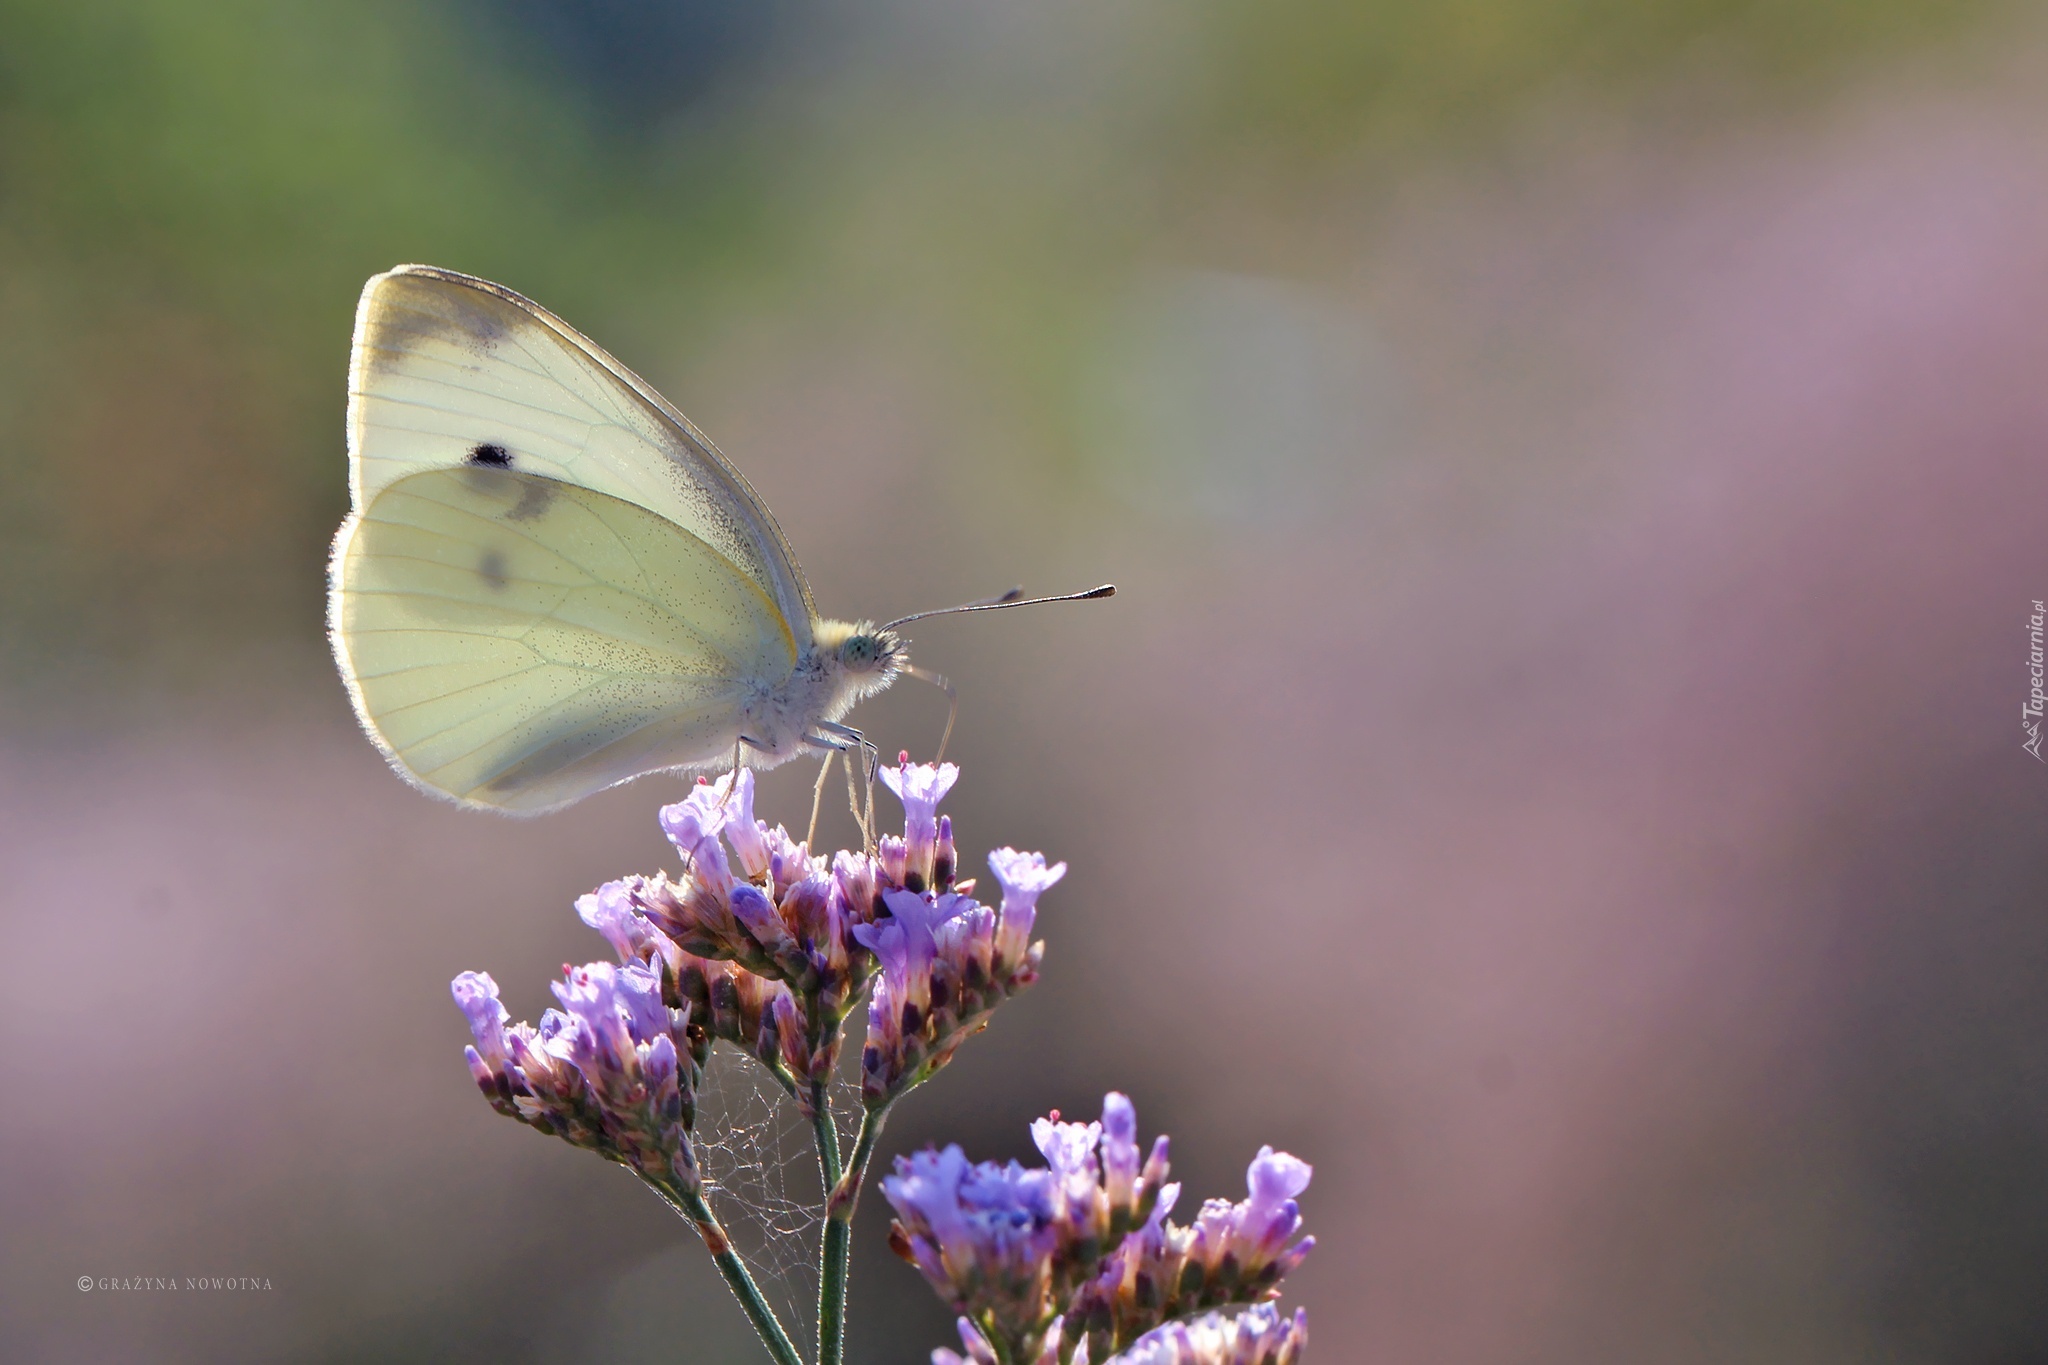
[613,869,762,970]
[884,1145,1064,1358]
[1100,1093,1144,1209]
[988,848,1065,968]
[668,950,795,1071]
[884,1146,1058,1285]
[880,756,960,891]
[899,1095,1310,1364]
[856,866,1058,1104]
[452,970,511,1078]
[934,814,959,892]
[548,962,681,1133]
[1031,1111,1105,1238]
[1032,1114,1103,1184]
[932,1317,1000,1365]
[1064,1183,1181,1354]
[779,869,843,969]
[1242,1148,1313,1251]
[878,832,910,889]
[551,962,668,1061]
[934,1316,1070,1365]
[717,769,772,880]
[728,883,794,959]
[450,959,701,1189]
[659,781,731,866]
[833,849,881,921]
[988,847,1065,910]
[575,881,656,963]
[769,992,816,1093]
[1110,1305,1309,1365]
[765,826,815,899]
[859,889,972,1010]
[1027,1093,1172,1255]
[630,776,873,998]
[1187,1149,1315,1282]
[856,889,993,1101]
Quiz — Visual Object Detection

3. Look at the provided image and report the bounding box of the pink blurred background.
[4,4,2047,1361]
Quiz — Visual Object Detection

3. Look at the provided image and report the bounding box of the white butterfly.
[328,264,1109,815]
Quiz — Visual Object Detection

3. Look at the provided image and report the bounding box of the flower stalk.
[641,1172,806,1365]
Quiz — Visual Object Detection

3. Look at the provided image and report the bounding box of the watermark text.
[78,1275,273,1292]
[2025,600,2045,761]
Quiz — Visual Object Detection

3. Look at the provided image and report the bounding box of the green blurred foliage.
[0,0,785,693]
[1193,0,1990,156]
[0,0,2011,697]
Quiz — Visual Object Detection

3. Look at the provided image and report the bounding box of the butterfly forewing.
[347,265,818,639]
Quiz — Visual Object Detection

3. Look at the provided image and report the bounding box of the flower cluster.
[452,757,1062,1172]
[855,763,1063,1107]
[885,1147,1064,1357]
[1034,1093,1174,1271]
[453,963,701,1189]
[883,1094,1313,1365]
[443,756,1319,1365]
[1063,1144,1313,1360]
[574,769,880,1112]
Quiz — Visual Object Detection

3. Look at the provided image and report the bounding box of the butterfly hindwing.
[332,465,796,813]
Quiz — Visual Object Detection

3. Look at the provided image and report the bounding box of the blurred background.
[5,0,2048,1360]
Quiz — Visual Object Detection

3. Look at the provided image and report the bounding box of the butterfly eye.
[841,634,888,671]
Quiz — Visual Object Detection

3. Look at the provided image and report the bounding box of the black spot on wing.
[479,549,509,591]
[468,442,512,468]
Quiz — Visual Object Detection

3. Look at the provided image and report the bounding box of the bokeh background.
[6,0,2048,1361]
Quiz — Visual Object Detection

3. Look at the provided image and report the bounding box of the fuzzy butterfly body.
[328,265,904,814]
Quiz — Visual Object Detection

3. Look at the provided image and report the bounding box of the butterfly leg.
[715,737,745,814]
[851,738,875,853]
[804,725,864,849]
[812,720,881,851]
[806,749,837,852]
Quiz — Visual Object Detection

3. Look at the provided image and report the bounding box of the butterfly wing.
[345,264,818,636]
[332,464,796,813]
[334,264,818,812]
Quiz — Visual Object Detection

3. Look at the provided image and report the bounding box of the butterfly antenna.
[880,583,1115,633]
[904,664,959,762]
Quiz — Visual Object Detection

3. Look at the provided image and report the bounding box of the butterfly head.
[839,627,902,674]
[815,619,906,700]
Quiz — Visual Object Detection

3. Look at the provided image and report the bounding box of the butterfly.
[328,265,1109,814]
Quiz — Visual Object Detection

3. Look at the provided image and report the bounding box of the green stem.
[643,1173,805,1365]
[811,1080,847,1365]
[818,1102,893,1365]
[818,1217,850,1365]
[840,1104,891,1210]
[810,1080,844,1186]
